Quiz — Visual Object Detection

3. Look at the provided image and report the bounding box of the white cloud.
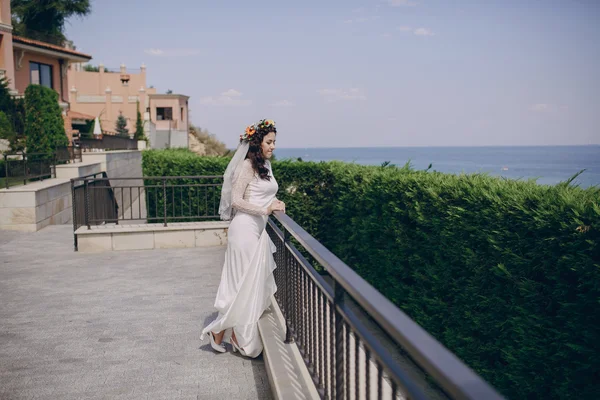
[318,88,366,102]
[344,16,380,23]
[531,103,551,112]
[145,48,164,56]
[271,100,295,107]
[144,48,200,57]
[529,103,568,113]
[413,28,435,36]
[221,89,242,97]
[199,89,251,106]
[387,0,417,6]
[396,26,436,37]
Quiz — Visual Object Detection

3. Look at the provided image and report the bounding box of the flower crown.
[240,119,276,143]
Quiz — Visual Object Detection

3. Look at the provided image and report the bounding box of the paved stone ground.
[0,226,272,400]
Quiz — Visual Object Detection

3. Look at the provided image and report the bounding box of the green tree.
[166,89,173,94]
[83,64,99,72]
[115,111,128,136]
[0,111,15,149]
[11,0,91,45]
[134,101,145,140]
[0,77,25,151]
[0,77,13,114]
[24,85,68,155]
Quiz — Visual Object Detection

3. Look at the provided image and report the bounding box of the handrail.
[270,210,504,400]
[72,175,223,181]
[2,147,81,189]
[70,175,223,246]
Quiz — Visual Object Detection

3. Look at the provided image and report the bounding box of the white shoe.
[231,338,246,356]
[208,331,226,353]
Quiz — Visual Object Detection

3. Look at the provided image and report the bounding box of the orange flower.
[245,126,256,136]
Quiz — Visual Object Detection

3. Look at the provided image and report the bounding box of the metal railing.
[78,134,138,151]
[71,171,119,250]
[68,173,504,398]
[2,147,82,189]
[267,212,504,400]
[71,175,223,250]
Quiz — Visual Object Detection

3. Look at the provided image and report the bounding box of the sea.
[274,146,600,188]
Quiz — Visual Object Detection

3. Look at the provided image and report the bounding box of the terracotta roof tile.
[68,111,96,120]
[12,36,92,59]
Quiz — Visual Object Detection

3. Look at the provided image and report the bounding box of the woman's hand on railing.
[268,199,286,214]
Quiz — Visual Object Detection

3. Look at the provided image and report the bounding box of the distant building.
[68,63,189,149]
[1,0,92,144]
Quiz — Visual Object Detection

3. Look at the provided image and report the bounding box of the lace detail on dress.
[232,159,269,216]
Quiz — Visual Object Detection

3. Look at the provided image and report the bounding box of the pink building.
[68,63,154,134]
[68,63,190,148]
[148,93,190,148]
[1,0,92,144]
[0,0,15,91]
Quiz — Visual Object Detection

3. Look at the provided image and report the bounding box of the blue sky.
[65,0,600,148]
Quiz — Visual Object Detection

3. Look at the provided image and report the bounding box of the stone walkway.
[0,226,272,400]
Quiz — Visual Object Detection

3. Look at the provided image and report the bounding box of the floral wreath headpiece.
[240,119,276,143]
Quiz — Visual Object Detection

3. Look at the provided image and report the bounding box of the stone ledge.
[75,221,229,234]
[75,221,229,252]
[54,160,102,179]
[0,178,70,193]
[258,298,320,400]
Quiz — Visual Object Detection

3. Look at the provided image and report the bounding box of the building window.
[156,107,172,121]
[30,62,53,88]
[181,107,184,121]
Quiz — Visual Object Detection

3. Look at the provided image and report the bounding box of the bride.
[201,119,285,358]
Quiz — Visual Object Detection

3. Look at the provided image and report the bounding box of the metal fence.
[79,134,138,151]
[267,213,504,400]
[71,175,223,250]
[1,147,82,189]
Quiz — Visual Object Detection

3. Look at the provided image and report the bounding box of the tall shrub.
[0,111,15,145]
[275,161,600,400]
[24,85,68,155]
[134,101,145,140]
[115,111,128,136]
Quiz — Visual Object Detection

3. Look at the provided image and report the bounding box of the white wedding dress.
[201,158,278,357]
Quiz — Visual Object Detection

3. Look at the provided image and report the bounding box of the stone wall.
[0,179,72,231]
[1,150,145,231]
[151,129,188,149]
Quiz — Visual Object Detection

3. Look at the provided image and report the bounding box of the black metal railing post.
[284,229,294,344]
[23,153,28,186]
[3,154,8,189]
[71,179,78,251]
[84,179,90,229]
[333,280,345,400]
[52,151,57,179]
[162,178,167,227]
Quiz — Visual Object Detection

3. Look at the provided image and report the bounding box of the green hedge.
[142,149,229,221]
[143,149,600,399]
